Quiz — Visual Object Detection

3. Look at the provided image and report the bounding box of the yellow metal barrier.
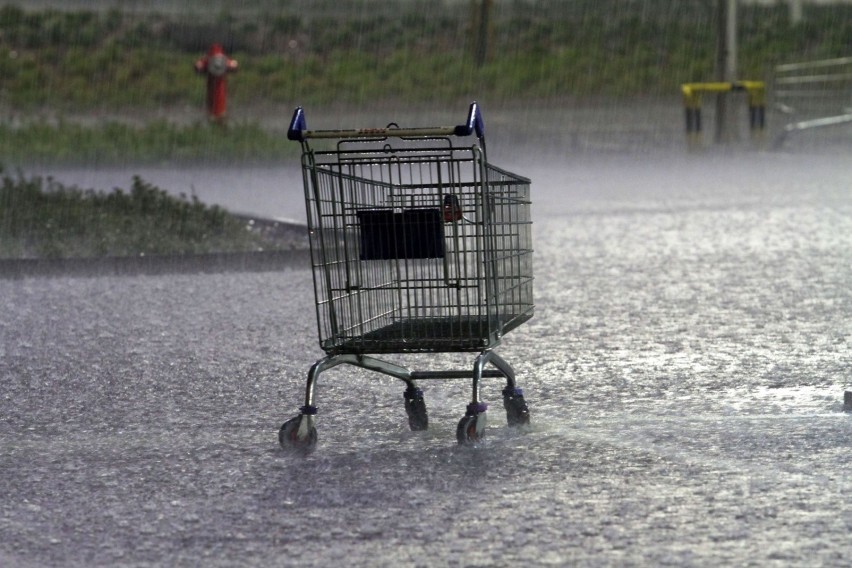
[681,81,766,146]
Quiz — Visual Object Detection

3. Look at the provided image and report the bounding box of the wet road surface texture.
[2,151,851,566]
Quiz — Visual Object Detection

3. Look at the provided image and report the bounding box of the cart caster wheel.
[502,386,530,427]
[456,403,487,445]
[404,387,428,431]
[279,411,317,453]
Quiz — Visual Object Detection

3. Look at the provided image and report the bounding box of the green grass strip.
[0,168,275,258]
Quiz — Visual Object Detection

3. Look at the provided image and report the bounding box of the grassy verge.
[0,3,849,110]
[0,168,288,259]
[0,3,849,164]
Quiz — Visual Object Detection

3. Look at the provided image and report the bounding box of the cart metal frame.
[279,103,534,449]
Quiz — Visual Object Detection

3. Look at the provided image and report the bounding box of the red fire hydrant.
[194,44,238,121]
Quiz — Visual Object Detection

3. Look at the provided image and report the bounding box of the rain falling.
[1,1,851,565]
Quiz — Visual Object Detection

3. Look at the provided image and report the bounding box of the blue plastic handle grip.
[287,107,307,141]
[454,102,485,138]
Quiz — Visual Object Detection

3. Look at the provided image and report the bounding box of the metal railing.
[772,56,852,147]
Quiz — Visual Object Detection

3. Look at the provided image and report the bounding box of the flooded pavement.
[2,150,851,566]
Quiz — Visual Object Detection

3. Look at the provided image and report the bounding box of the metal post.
[715,0,739,143]
[475,0,492,67]
[726,0,738,82]
[789,0,803,24]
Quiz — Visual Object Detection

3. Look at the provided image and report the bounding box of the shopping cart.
[279,102,534,450]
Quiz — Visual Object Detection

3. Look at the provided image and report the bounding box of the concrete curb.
[0,249,311,279]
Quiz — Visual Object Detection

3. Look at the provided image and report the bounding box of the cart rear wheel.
[403,387,428,431]
[502,387,530,427]
[279,415,317,453]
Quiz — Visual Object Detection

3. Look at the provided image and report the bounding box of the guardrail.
[772,56,852,148]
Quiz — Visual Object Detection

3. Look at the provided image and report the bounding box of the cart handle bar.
[287,102,484,142]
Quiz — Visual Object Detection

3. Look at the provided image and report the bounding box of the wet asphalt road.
[2,151,852,566]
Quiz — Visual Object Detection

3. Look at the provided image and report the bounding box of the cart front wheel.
[279,415,317,453]
[404,387,428,431]
[456,403,487,445]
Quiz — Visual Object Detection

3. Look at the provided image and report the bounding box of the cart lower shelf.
[322,314,532,354]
